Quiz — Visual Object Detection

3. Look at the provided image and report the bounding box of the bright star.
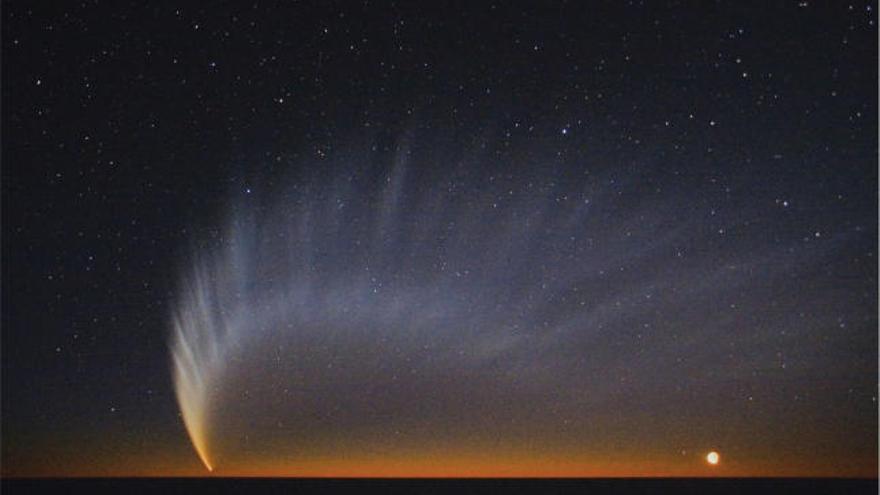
[706,451,720,465]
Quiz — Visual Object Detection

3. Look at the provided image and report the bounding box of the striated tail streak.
[170,214,254,472]
[170,280,215,471]
[171,318,214,472]
[170,256,237,473]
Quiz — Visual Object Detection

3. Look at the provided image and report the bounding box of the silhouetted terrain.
[2,478,876,495]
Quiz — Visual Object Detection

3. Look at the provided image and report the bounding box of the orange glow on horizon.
[4,439,877,479]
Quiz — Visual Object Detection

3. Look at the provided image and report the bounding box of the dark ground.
[2,478,876,495]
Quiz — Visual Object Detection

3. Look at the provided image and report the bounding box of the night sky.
[2,1,877,478]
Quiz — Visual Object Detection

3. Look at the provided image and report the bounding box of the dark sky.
[2,1,877,477]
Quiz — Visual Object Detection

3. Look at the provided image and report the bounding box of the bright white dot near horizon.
[706,451,720,465]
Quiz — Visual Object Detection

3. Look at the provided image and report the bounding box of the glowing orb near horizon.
[706,451,720,465]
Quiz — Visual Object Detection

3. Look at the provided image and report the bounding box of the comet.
[167,134,805,472]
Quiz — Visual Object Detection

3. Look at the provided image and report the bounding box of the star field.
[2,1,877,478]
